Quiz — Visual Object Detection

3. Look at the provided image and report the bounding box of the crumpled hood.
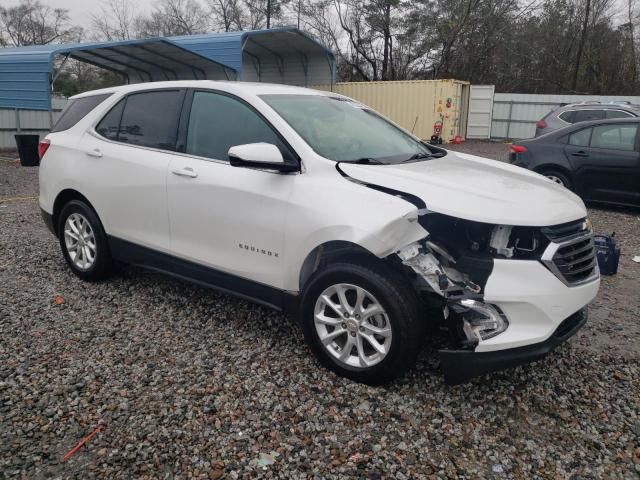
[339,151,587,226]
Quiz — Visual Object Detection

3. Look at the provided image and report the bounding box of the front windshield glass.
[260,94,437,164]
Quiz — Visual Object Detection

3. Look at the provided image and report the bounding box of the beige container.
[312,79,470,143]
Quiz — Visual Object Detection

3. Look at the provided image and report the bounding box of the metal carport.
[170,28,336,86]
[0,28,335,115]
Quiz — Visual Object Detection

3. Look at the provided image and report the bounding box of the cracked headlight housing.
[458,300,509,344]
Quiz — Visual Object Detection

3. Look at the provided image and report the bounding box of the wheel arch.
[298,241,386,292]
[533,163,573,178]
[52,189,100,235]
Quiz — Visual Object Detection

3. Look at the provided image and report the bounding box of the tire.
[300,261,425,385]
[540,170,572,190]
[57,200,112,281]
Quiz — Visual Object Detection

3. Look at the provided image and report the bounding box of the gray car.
[535,102,640,137]
[512,118,640,207]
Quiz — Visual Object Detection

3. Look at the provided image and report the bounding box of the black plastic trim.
[40,208,56,235]
[335,163,426,209]
[439,307,588,385]
[108,236,298,314]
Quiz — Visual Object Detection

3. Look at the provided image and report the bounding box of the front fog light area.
[454,300,509,345]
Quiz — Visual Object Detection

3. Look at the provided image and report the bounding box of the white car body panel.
[478,259,600,351]
[38,80,600,373]
[340,153,587,226]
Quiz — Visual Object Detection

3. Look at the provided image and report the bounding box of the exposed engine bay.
[393,212,550,348]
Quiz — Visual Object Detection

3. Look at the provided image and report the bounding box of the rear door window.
[52,94,112,132]
[605,110,633,119]
[590,124,637,151]
[117,90,185,150]
[569,128,592,146]
[572,110,606,122]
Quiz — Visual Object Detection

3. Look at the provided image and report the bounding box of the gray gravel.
[1,150,639,479]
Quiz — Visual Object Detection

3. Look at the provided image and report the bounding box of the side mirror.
[228,143,297,172]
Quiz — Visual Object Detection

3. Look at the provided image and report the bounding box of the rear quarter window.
[558,111,576,123]
[51,94,112,133]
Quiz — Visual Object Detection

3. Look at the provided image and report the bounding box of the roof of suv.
[557,102,640,111]
[70,81,332,100]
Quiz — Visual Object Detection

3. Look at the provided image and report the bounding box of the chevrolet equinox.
[39,81,600,384]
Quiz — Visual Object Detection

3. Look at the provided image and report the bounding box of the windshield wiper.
[402,151,446,162]
[344,157,385,165]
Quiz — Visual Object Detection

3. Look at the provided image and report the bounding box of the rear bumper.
[40,207,55,235]
[439,306,588,385]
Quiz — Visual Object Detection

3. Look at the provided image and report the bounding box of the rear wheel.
[300,262,425,385]
[58,200,112,281]
[540,170,572,190]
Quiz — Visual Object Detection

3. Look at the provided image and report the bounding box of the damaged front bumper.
[394,223,599,385]
[439,307,588,385]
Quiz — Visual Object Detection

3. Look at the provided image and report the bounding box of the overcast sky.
[4,0,156,26]
[4,0,632,35]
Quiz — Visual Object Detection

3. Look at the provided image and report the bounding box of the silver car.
[535,101,640,137]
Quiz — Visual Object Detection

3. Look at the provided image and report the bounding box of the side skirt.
[108,236,299,315]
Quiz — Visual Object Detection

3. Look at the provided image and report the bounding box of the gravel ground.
[1,148,639,479]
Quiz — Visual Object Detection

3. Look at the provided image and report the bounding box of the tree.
[91,0,139,41]
[0,0,79,46]
[137,0,208,37]
[208,0,245,31]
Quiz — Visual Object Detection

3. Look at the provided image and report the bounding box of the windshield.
[260,94,438,164]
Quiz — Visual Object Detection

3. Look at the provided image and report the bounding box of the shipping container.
[313,79,470,143]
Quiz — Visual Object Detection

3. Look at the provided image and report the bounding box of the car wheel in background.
[540,170,572,190]
[300,262,424,385]
[57,200,112,281]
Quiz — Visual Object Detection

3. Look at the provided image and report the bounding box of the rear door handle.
[571,151,589,157]
[171,166,198,178]
[86,148,103,158]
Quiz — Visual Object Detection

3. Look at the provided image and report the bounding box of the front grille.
[541,219,598,286]
[541,219,586,241]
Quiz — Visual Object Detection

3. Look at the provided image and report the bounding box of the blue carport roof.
[169,28,336,73]
[0,28,335,111]
[0,37,235,110]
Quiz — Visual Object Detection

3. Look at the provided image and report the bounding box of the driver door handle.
[85,148,103,158]
[571,151,589,157]
[172,166,198,178]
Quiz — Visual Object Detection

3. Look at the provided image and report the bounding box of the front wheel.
[300,262,425,385]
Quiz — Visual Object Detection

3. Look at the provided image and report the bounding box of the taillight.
[536,120,547,129]
[38,138,51,159]
[510,145,528,153]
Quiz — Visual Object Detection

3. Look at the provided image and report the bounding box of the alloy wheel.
[64,213,97,271]
[313,283,393,368]
[546,175,566,186]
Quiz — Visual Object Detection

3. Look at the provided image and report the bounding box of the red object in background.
[453,135,463,144]
[62,424,105,461]
[536,120,547,129]
[38,138,51,159]
[510,145,528,153]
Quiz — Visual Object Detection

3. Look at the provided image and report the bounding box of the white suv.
[39,81,600,384]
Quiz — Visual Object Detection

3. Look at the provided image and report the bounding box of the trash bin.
[15,134,40,167]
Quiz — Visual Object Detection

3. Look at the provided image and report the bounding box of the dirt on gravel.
[1,148,639,479]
